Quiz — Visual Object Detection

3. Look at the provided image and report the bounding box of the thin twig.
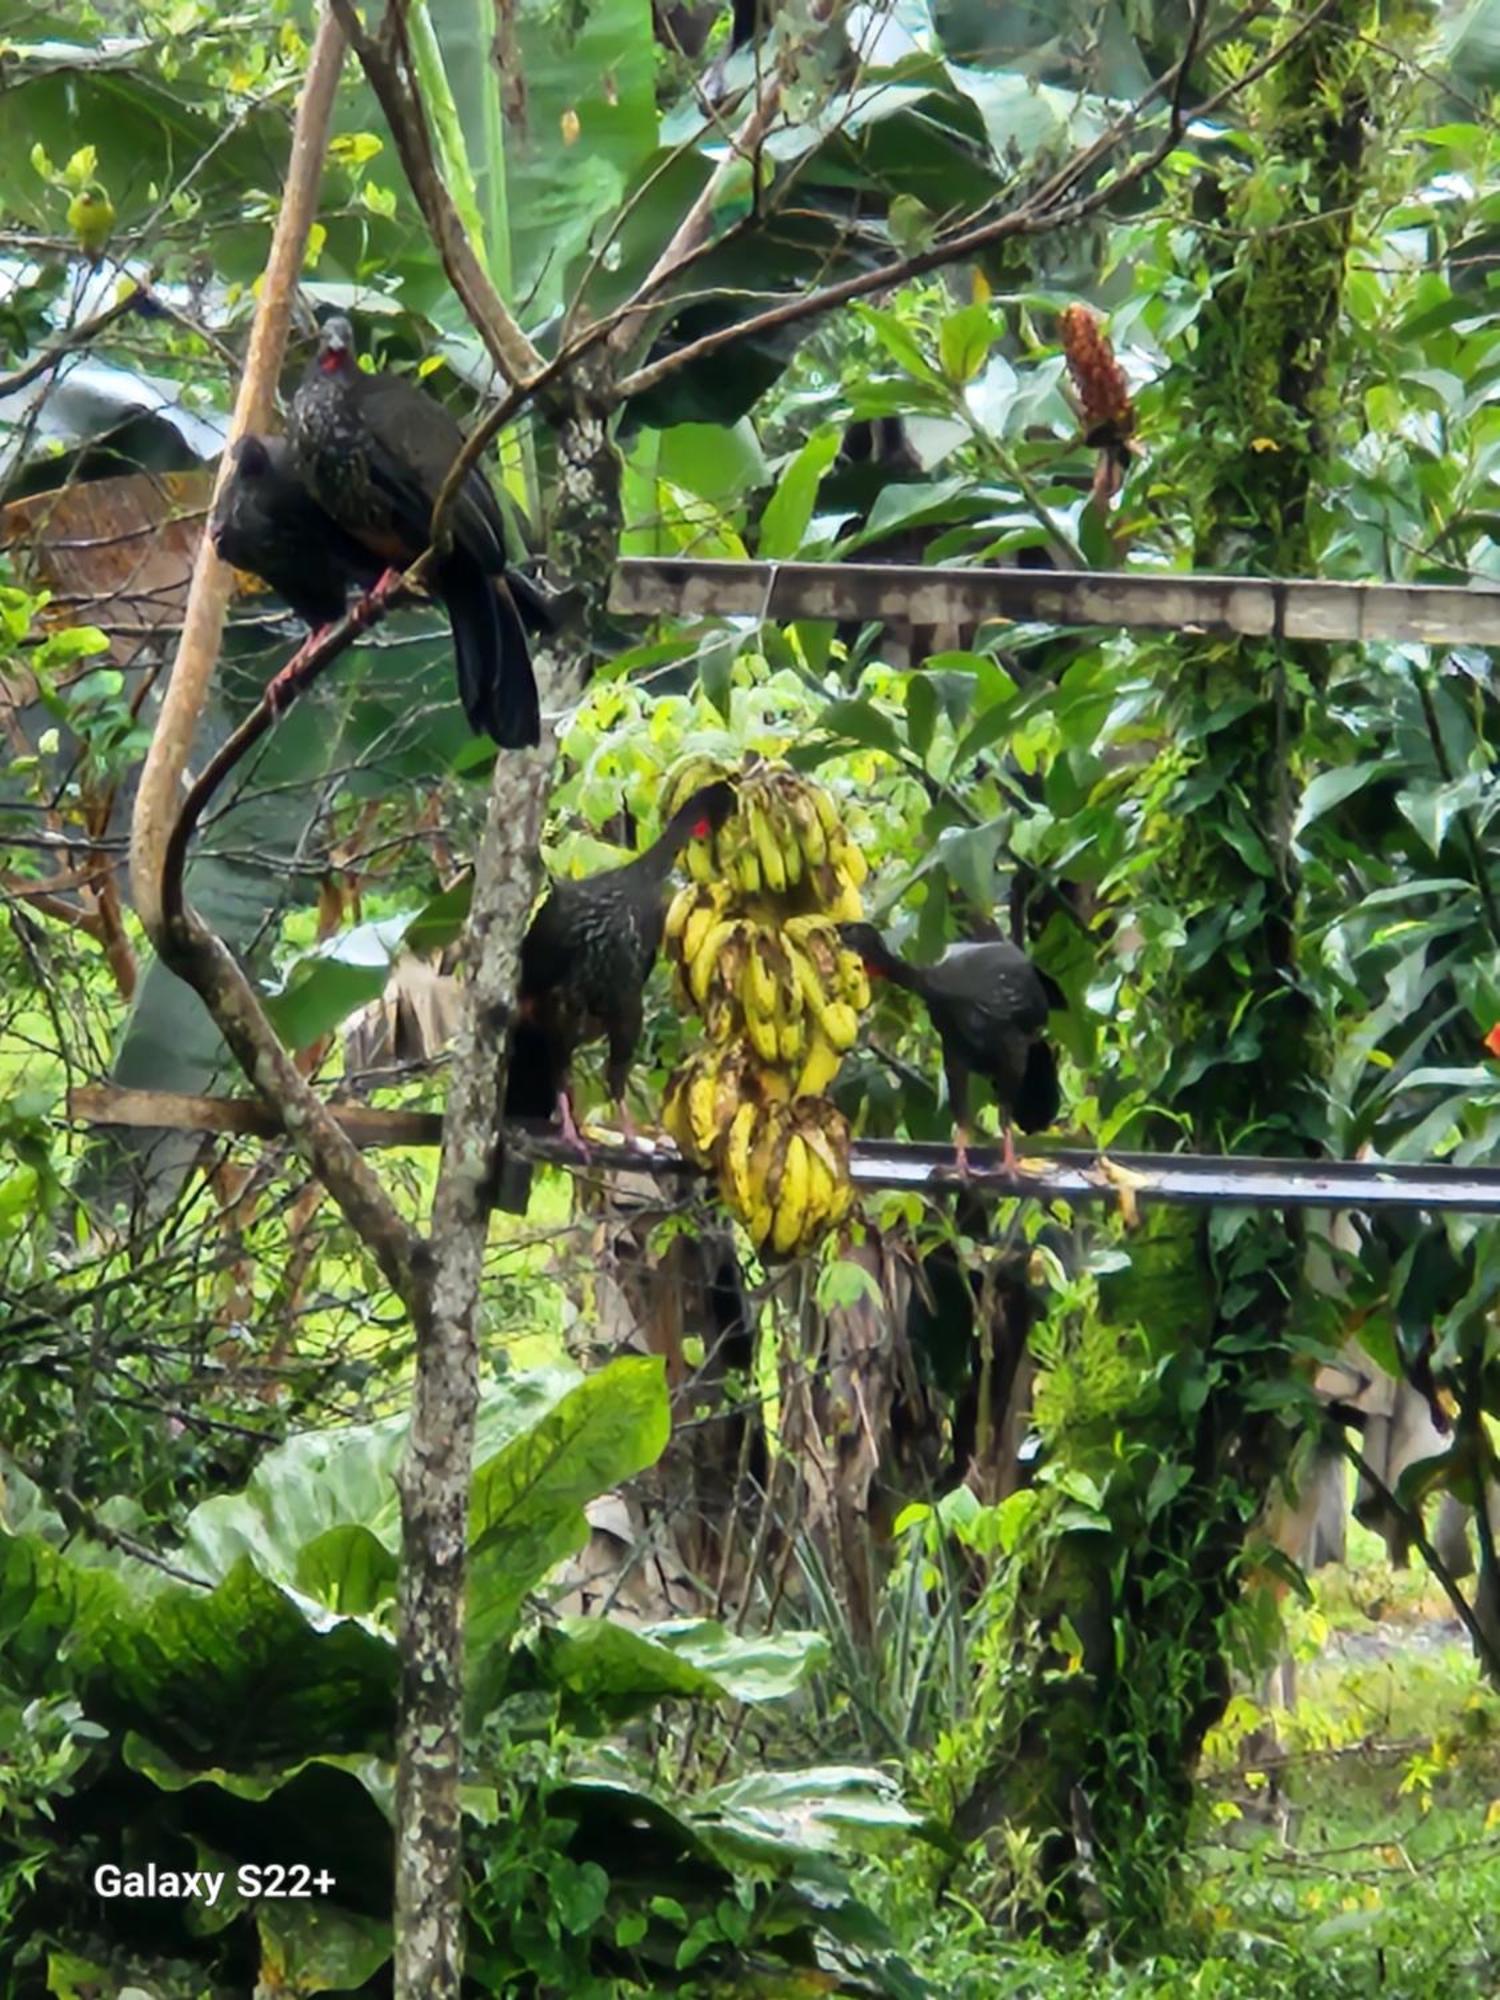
[161,581,417,928]
[0,288,147,400]
[1336,1432,1500,1685]
[612,0,1322,406]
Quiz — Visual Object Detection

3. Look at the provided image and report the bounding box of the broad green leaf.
[467,1357,670,1665]
[408,0,487,257]
[257,1899,392,1993]
[759,426,841,559]
[1292,761,1390,842]
[938,301,994,384]
[905,672,940,764]
[853,303,945,387]
[816,698,903,758]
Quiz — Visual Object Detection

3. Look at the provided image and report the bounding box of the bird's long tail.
[491,1019,561,1213]
[436,553,541,749]
[1013,1038,1061,1134]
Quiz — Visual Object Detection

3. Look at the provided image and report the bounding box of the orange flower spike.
[1484,1023,1500,1057]
[1059,303,1134,440]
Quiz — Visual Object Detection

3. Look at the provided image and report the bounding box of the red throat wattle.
[318,350,344,375]
[863,960,883,979]
[691,816,711,839]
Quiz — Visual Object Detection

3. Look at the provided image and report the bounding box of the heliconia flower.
[1059,304,1134,442]
[1484,1023,1500,1057]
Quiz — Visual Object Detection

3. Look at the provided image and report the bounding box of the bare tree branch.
[331,0,544,391]
[122,4,433,1323]
[129,4,347,936]
[611,0,1314,407]
[161,582,417,929]
[0,288,148,400]
[603,76,784,359]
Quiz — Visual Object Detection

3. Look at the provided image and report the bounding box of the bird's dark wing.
[518,884,579,1000]
[212,437,380,629]
[355,375,509,571]
[926,942,1052,1035]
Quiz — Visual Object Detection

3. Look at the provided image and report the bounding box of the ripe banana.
[838,948,871,1013]
[689,918,739,1006]
[773,798,804,888]
[686,1060,722,1161]
[664,884,694,945]
[788,941,858,1051]
[664,753,731,818]
[826,877,864,923]
[786,786,827,868]
[776,988,805,1066]
[746,932,779,1024]
[794,1030,841,1098]
[678,888,728,970]
[831,834,869,888]
[741,964,779,1063]
[771,1133,812,1255]
[751,802,787,896]
[722,1100,760,1214]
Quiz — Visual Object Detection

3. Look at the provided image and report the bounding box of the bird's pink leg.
[265,627,332,713]
[557,1089,592,1162]
[950,1124,972,1180]
[1000,1122,1020,1178]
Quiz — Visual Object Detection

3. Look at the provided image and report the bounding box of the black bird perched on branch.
[210,433,386,706]
[839,924,1064,1177]
[288,315,547,749]
[494,779,739,1212]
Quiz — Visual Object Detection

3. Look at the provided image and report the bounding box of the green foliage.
[0,1364,917,1992]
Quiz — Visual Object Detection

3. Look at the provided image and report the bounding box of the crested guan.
[494,778,738,1212]
[210,433,385,705]
[288,316,547,749]
[840,923,1064,1177]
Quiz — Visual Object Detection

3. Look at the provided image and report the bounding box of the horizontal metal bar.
[610,558,1500,647]
[67,1089,1500,1212]
[520,1136,1500,1215]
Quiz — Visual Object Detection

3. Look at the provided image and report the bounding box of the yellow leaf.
[561,107,581,146]
[330,131,384,169]
[63,145,99,189]
[302,222,327,270]
[1250,436,1279,454]
[972,269,991,304]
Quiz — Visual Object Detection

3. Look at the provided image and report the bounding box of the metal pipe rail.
[65,1089,1500,1213]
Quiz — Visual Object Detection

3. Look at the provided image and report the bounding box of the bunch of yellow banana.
[662,755,869,919]
[663,897,871,1078]
[718,1096,856,1259]
[659,752,871,1258]
[663,1043,789,1168]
